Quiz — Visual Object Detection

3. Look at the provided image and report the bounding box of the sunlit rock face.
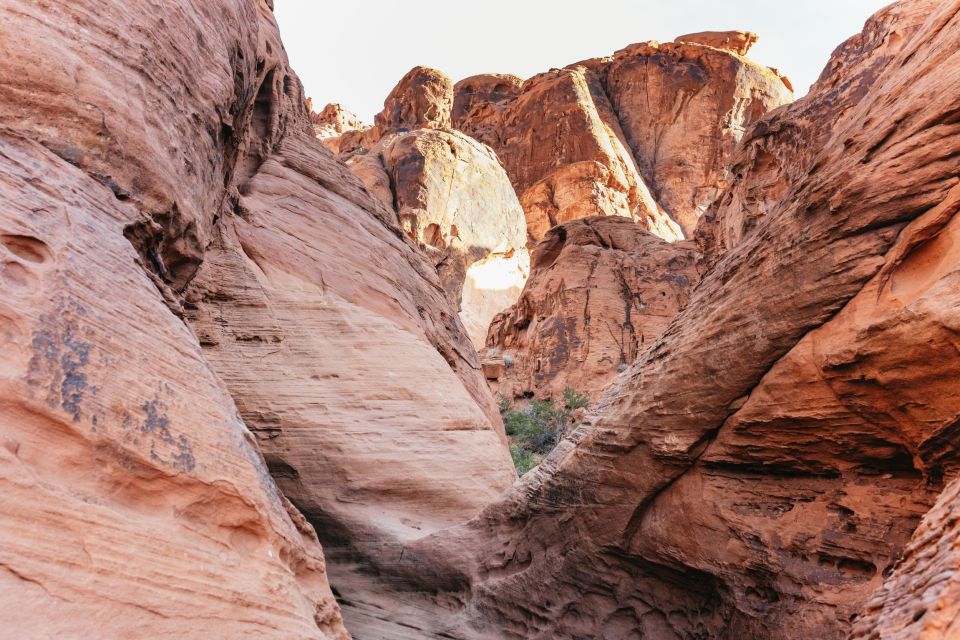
[461,249,530,350]
[311,102,366,154]
[453,32,792,241]
[328,70,531,350]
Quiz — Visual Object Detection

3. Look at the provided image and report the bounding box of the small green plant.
[509,445,540,475]
[500,387,590,476]
[563,387,590,411]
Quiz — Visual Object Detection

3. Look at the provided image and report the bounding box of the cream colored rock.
[460,249,530,351]
[339,127,530,349]
[312,103,366,154]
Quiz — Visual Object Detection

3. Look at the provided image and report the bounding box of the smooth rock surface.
[0,0,349,636]
[330,73,531,349]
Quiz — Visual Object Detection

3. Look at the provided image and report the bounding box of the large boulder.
[375,65,454,134]
[597,37,792,236]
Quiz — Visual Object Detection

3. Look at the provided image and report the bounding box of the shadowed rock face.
[320,2,960,638]
[486,216,700,402]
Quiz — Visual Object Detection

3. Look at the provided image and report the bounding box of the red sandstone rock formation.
[325,3,960,638]
[486,216,700,401]
[454,33,791,242]
[0,0,349,637]
[4,0,960,639]
[456,64,684,244]
[312,103,366,153]
[328,69,531,349]
[695,1,941,267]
[0,0,516,637]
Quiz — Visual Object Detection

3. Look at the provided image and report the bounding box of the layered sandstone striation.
[0,0,518,637]
[327,68,531,349]
[337,3,960,638]
[486,216,700,401]
[453,33,792,241]
[0,0,349,636]
[4,0,960,639]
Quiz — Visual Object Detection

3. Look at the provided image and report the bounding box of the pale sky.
[275,0,893,123]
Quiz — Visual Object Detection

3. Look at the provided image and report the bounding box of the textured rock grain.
[0,0,351,636]
[486,216,700,401]
[454,36,791,241]
[345,3,960,638]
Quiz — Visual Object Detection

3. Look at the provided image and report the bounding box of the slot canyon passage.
[1,0,960,638]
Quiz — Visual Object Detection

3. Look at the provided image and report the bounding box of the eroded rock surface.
[486,216,700,401]
[312,103,366,153]
[695,0,942,267]
[328,69,531,349]
[339,3,960,638]
[456,65,682,244]
[0,0,349,636]
[454,35,791,241]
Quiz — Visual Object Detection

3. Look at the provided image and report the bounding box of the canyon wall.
[3,0,960,639]
[346,3,960,638]
[0,0,348,636]
[486,216,700,401]
[0,0,516,637]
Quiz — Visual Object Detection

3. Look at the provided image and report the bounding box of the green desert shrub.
[500,387,590,475]
[509,445,540,476]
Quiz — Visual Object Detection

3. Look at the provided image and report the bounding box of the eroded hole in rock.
[1,234,51,264]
